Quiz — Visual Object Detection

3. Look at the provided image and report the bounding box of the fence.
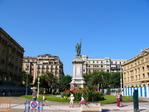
[24,100,43,112]
[0,98,11,112]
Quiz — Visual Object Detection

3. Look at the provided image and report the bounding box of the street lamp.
[37,78,40,98]
[120,65,123,92]
[26,73,28,95]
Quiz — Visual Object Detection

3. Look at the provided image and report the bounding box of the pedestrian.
[43,93,46,101]
[69,94,74,107]
[120,91,123,107]
[3,91,5,96]
[32,89,37,101]
[116,92,120,107]
[79,96,87,106]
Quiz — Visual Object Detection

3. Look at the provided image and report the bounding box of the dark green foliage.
[21,71,33,86]
[59,75,72,91]
[83,73,92,85]
[34,72,59,94]
[61,86,104,102]
[109,72,121,88]
[84,71,121,89]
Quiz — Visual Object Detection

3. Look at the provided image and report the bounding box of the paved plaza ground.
[1,97,149,112]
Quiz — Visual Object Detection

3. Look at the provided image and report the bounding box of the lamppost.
[120,65,123,92]
[37,78,40,98]
[26,73,28,95]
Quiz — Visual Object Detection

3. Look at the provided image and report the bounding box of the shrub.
[61,89,71,100]
[61,87,104,102]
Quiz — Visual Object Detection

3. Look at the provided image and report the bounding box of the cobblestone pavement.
[1,97,149,112]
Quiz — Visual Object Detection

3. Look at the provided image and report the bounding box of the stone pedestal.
[70,56,85,89]
[80,103,102,112]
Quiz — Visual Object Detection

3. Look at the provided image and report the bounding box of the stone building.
[81,55,126,74]
[0,28,24,94]
[22,54,64,84]
[122,48,149,97]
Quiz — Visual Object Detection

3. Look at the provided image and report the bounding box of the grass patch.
[99,95,133,103]
[21,94,133,104]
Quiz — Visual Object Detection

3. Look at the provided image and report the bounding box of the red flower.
[94,91,102,93]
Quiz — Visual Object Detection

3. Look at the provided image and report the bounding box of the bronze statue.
[75,41,81,56]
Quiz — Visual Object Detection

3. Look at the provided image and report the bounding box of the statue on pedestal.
[70,40,85,89]
[75,41,81,56]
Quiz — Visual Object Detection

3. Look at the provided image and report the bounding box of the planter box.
[80,103,102,112]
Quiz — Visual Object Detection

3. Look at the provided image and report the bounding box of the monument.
[70,41,86,89]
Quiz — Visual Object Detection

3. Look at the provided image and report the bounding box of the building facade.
[22,54,64,83]
[81,55,127,74]
[122,48,149,97]
[0,28,24,94]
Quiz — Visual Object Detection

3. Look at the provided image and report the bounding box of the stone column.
[70,56,85,89]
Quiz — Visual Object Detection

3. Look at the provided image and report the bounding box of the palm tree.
[35,72,59,94]
[42,72,58,94]
[87,72,110,90]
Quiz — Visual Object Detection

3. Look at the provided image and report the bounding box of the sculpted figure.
[76,41,81,56]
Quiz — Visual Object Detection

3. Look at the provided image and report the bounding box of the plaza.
[1,97,149,112]
[1,1,149,112]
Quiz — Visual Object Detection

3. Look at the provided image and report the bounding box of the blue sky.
[1,0,149,75]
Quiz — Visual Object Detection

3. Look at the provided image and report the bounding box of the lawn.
[21,94,133,104]
[99,94,133,103]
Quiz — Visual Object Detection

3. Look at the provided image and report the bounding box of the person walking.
[120,92,123,107]
[69,94,74,107]
[79,96,87,106]
[32,89,37,101]
[117,92,120,107]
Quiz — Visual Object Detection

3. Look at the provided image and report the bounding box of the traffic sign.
[30,101,39,109]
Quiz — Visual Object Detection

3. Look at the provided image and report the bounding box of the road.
[0,97,149,112]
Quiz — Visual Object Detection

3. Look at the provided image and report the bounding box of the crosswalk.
[10,102,149,112]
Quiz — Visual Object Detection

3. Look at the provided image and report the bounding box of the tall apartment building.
[22,54,64,83]
[81,55,127,74]
[0,28,24,87]
[122,48,149,97]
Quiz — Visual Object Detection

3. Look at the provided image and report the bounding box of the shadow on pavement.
[102,109,111,112]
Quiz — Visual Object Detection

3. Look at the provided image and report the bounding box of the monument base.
[70,78,85,89]
[80,103,102,112]
[70,55,86,90]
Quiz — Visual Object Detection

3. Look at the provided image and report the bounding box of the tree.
[83,73,92,85]
[35,72,59,94]
[59,75,72,91]
[84,71,110,90]
[109,72,120,88]
[83,71,121,92]
[21,71,33,86]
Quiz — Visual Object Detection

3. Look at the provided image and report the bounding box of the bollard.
[133,90,139,112]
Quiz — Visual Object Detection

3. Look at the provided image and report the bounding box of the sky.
[0,0,149,75]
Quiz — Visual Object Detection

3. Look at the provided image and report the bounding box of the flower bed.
[61,87,104,102]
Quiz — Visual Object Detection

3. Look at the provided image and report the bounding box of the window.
[131,76,134,81]
[141,59,144,63]
[135,75,137,80]
[143,74,145,78]
[147,65,149,70]
[138,68,140,73]
[142,67,145,71]
[135,69,137,73]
